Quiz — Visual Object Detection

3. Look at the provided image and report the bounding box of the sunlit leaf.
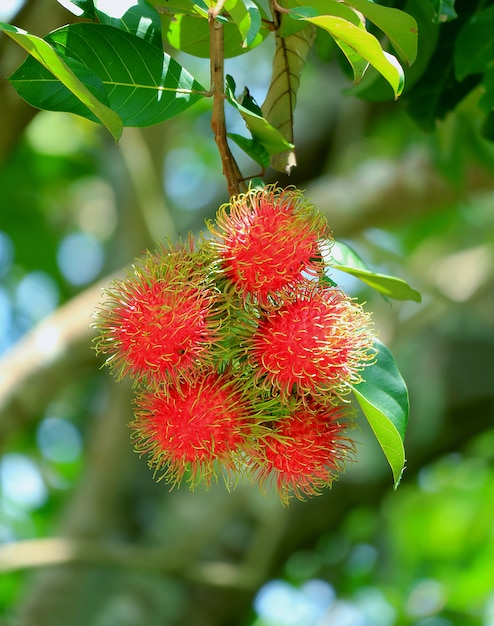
[283,1,368,82]
[298,15,405,97]
[93,0,163,48]
[148,0,268,58]
[1,22,123,140]
[348,0,439,102]
[352,338,409,488]
[8,23,205,129]
[281,0,362,37]
[345,0,418,65]
[225,0,262,48]
[57,0,96,18]
[333,37,369,82]
[325,240,422,302]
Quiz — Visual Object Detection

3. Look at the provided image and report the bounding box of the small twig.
[208,8,247,198]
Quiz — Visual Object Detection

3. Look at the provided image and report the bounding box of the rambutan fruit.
[131,371,259,487]
[250,402,353,505]
[248,284,375,400]
[207,185,331,303]
[93,239,218,386]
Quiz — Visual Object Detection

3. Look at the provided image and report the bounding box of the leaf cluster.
[1,0,418,169]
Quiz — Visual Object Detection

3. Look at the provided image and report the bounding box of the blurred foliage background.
[1,1,494,625]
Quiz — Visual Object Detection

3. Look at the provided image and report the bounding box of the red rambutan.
[248,285,375,400]
[93,240,218,385]
[207,185,331,303]
[250,403,353,504]
[131,372,255,487]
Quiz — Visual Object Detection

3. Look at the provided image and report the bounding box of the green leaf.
[347,0,439,102]
[403,7,480,132]
[479,65,494,113]
[57,0,96,19]
[93,0,163,48]
[352,338,409,488]
[284,2,368,82]
[299,15,405,97]
[261,25,315,173]
[227,133,270,168]
[225,0,262,48]
[344,0,418,65]
[428,0,457,23]
[285,5,369,84]
[481,109,494,141]
[325,240,422,302]
[281,0,362,37]
[8,23,205,128]
[455,6,494,81]
[1,22,123,140]
[148,0,269,58]
[225,75,295,155]
[334,37,369,83]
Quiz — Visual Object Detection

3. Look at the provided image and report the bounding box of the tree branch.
[0,274,121,446]
[305,149,494,237]
[208,11,246,198]
[0,537,262,589]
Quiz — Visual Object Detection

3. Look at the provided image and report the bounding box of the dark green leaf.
[455,6,494,80]
[479,65,494,112]
[325,240,422,302]
[94,0,163,48]
[428,0,457,23]
[352,339,409,488]
[239,87,263,116]
[11,55,109,116]
[8,23,205,128]
[227,133,270,168]
[481,109,494,141]
[226,75,295,155]
[403,8,481,131]
[1,22,122,140]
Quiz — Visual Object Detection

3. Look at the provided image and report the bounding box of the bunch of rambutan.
[93,185,376,504]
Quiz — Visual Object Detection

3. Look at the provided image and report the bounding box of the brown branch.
[208,10,246,198]
[0,273,122,446]
[0,537,261,589]
[305,149,494,237]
